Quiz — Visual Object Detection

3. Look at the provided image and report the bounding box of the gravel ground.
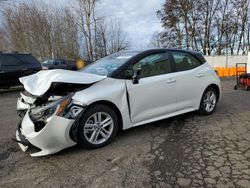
[0,78,250,188]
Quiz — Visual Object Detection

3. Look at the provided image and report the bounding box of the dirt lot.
[0,78,250,188]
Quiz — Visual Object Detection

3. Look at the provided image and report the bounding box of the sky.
[95,0,165,48]
[49,0,165,48]
[1,0,165,48]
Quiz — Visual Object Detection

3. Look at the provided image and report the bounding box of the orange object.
[216,67,223,77]
[230,67,236,77]
[224,68,229,76]
[214,66,246,77]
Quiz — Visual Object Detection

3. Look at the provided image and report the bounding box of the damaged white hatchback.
[16,49,221,156]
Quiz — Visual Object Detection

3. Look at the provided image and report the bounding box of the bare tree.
[76,0,96,61]
[157,0,249,55]
[149,31,179,48]
[2,2,79,60]
[1,0,129,60]
[74,0,129,60]
[0,27,10,51]
[236,0,249,54]
[108,19,129,54]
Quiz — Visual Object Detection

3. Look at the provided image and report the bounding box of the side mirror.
[132,69,141,84]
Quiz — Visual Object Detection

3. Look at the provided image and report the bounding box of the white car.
[16,49,221,156]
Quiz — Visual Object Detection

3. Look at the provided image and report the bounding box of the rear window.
[14,54,40,65]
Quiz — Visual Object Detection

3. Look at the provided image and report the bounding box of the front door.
[125,52,177,124]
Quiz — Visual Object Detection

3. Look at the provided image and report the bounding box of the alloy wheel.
[203,91,217,113]
[83,112,114,145]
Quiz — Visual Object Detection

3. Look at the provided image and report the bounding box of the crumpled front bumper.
[17,111,76,157]
[16,98,77,157]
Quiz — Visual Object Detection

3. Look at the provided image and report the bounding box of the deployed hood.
[19,69,106,96]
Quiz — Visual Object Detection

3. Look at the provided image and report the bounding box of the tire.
[78,104,118,149]
[199,87,218,115]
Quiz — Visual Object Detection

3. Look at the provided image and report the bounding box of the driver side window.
[133,53,171,79]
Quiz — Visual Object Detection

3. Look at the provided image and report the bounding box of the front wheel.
[78,104,118,149]
[199,87,218,115]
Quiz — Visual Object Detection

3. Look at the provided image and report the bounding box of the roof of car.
[0,51,31,55]
[119,49,203,57]
[136,48,202,54]
[166,48,203,54]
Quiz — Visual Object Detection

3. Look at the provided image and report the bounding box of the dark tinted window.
[133,53,170,78]
[0,55,22,67]
[14,54,40,65]
[55,60,65,65]
[172,52,201,72]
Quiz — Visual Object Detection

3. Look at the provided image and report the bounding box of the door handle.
[197,73,204,77]
[22,68,28,71]
[0,71,5,74]
[167,78,176,83]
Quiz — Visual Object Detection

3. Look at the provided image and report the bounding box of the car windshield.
[80,51,139,76]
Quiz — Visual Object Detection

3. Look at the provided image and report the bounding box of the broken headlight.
[29,95,72,122]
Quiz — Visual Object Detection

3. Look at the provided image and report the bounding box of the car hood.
[19,69,106,96]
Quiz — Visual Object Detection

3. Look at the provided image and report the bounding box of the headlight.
[30,95,72,122]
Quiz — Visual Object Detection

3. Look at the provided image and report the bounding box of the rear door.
[169,51,207,111]
[125,52,177,124]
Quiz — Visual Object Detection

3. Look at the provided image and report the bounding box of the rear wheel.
[78,104,118,149]
[199,87,218,115]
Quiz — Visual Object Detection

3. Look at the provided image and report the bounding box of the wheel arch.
[85,100,123,130]
[205,84,220,101]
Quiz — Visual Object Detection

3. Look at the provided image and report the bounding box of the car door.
[125,52,177,124]
[170,51,207,111]
[0,54,24,86]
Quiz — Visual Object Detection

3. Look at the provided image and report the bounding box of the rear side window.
[172,52,202,72]
[133,53,171,78]
[0,55,22,67]
[55,60,65,65]
[14,54,40,65]
[194,54,206,64]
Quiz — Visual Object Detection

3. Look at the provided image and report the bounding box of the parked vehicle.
[0,52,41,88]
[42,59,77,70]
[15,49,221,156]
